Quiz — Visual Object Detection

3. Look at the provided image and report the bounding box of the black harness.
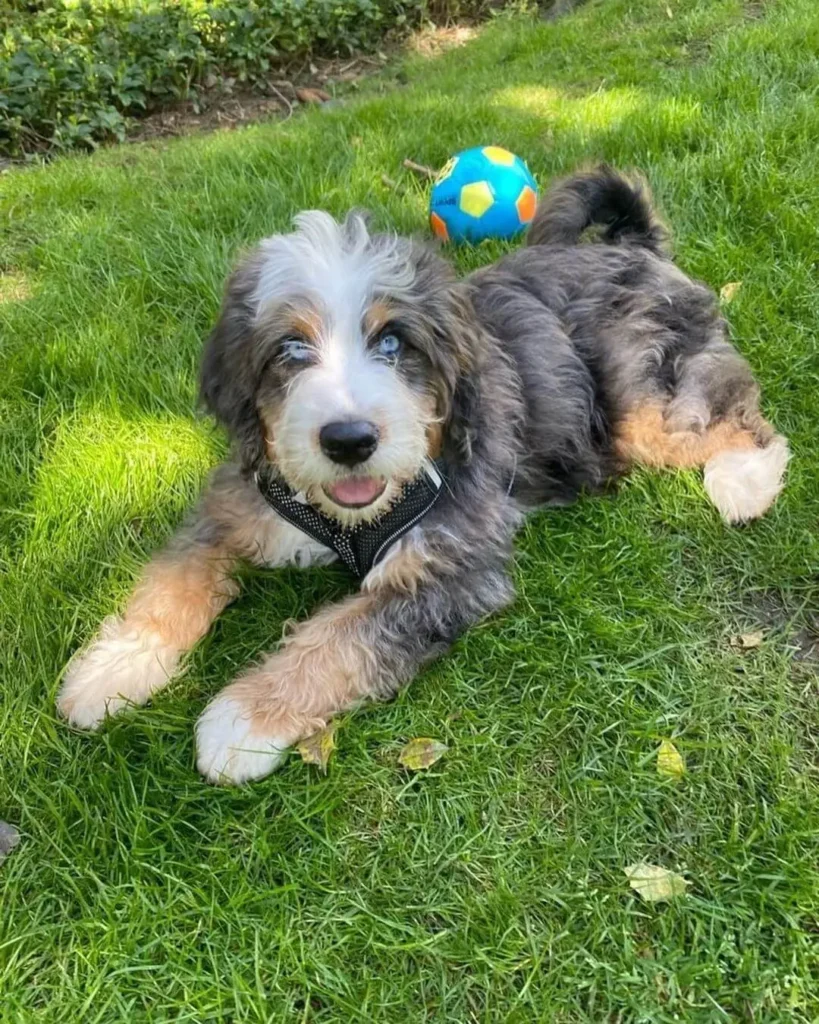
[255,462,444,577]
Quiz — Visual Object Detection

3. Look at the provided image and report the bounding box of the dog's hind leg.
[614,341,789,523]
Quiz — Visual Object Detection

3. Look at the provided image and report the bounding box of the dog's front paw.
[58,617,180,729]
[195,692,292,784]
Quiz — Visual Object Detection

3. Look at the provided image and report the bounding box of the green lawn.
[2,0,819,1019]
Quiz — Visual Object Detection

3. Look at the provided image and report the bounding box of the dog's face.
[201,211,483,525]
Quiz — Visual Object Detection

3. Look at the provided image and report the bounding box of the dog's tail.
[527,164,668,254]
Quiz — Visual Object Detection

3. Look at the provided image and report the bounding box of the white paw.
[58,617,180,730]
[704,435,790,524]
[195,696,289,784]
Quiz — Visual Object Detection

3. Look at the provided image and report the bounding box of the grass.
[2,0,819,1018]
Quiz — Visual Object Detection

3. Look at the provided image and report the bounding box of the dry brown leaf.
[657,739,685,779]
[731,631,763,650]
[398,737,448,770]
[297,724,336,772]
[720,281,742,303]
[624,863,689,902]
[295,87,331,105]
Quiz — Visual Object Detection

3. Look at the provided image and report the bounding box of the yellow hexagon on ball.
[429,146,538,244]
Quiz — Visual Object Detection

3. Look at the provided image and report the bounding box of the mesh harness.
[255,462,444,577]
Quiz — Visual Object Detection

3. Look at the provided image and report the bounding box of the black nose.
[319,420,379,466]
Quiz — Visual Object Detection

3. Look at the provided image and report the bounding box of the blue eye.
[378,332,402,358]
[281,338,312,362]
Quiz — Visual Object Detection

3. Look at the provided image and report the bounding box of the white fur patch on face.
[271,360,431,525]
[195,695,289,784]
[253,213,434,526]
[57,616,180,729]
[253,211,417,317]
[704,434,789,523]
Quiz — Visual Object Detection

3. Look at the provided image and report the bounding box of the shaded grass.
[2,0,819,1019]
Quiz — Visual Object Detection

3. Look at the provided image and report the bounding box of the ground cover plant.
[1,0,818,1018]
[0,0,515,157]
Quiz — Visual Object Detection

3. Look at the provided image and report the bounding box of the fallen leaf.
[0,821,20,865]
[666,4,673,16]
[295,87,331,105]
[720,281,742,303]
[398,737,448,770]
[657,739,685,779]
[731,631,763,650]
[624,863,689,902]
[297,724,336,772]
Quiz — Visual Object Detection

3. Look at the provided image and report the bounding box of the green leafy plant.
[0,0,518,157]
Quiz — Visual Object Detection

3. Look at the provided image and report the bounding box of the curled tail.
[527,164,669,254]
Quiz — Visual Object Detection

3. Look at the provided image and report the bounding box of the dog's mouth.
[323,476,387,508]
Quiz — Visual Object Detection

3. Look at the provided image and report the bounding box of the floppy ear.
[437,288,487,465]
[448,364,482,464]
[399,242,488,466]
[199,254,267,474]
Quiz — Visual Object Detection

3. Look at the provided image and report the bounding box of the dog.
[58,166,789,783]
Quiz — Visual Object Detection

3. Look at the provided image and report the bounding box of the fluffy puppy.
[58,166,789,783]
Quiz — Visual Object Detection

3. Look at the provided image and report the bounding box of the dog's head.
[200,211,484,525]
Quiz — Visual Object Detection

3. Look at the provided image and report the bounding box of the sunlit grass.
[1,0,818,1020]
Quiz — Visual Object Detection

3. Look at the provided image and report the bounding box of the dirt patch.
[543,0,589,20]
[128,22,479,145]
[744,0,770,20]
[745,591,819,665]
[0,821,20,865]
[408,23,478,56]
[791,625,818,664]
[131,91,290,143]
[129,52,389,143]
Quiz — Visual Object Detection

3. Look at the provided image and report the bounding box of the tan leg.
[58,544,240,729]
[196,592,381,783]
[614,402,760,468]
[614,402,789,523]
[58,468,333,729]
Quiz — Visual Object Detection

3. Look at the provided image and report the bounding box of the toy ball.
[429,146,538,244]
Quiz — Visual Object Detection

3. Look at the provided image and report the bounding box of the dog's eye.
[280,337,312,363]
[377,332,403,359]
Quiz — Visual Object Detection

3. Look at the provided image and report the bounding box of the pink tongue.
[328,477,384,506]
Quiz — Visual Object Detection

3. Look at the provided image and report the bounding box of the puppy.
[58,166,789,783]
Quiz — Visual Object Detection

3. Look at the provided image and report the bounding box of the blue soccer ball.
[429,146,538,244]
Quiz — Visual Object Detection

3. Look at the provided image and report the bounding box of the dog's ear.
[437,288,487,465]
[199,254,266,473]
[448,363,482,463]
